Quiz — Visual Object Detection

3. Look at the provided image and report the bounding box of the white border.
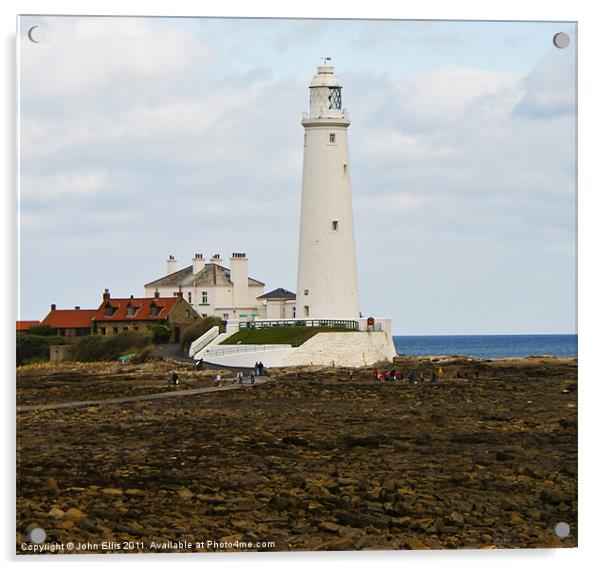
[3,1,600,569]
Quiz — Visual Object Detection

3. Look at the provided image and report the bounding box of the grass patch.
[220,327,354,348]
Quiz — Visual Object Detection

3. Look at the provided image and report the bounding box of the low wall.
[203,347,295,368]
[202,331,396,368]
[281,331,396,367]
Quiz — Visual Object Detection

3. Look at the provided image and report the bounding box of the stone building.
[49,344,74,362]
[91,289,198,343]
[144,253,266,322]
[41,305,96,341]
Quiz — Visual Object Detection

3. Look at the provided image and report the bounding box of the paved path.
[17,379,268,413]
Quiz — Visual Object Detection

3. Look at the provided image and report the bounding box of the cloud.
[513,49,576,119]
[17,17,576,333]
[356,192,428,213]
[20,17,213,100]
[20,169,108,203]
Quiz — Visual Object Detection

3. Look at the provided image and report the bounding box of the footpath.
[17,378,268,413]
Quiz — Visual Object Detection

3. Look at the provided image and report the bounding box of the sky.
[17,16,577,334]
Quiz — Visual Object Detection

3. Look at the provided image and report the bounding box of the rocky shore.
[17,356,577,553]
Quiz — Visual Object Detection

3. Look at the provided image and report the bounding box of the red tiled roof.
[16,320,40,331]
[92,296,180,322]
[42,310,96,329]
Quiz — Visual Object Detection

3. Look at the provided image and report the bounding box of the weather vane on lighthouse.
[321,56,332,64]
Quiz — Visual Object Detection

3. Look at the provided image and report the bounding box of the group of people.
[372,366,445,384]
[215,366,264,387]
[170,359,267,388]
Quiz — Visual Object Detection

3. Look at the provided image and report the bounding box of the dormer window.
[150,303,160,317]
[104,304,116,317]
[127,304,138,317]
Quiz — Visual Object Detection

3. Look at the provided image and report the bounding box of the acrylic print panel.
[17,16,577,554]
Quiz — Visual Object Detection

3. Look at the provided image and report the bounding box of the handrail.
[240,319,359,331]
[205,344,292,357]
[188,326,220,358]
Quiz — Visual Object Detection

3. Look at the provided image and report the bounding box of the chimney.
[154,289,160,299]
[166,254,177,275]
[74,306,80,310]
[192,253,205,274]
[102,289,110,301]
[50,304,56,311]
[210,253,221,265]
[230,252,249,309]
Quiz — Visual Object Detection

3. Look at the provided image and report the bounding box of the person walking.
[419,371,424,383]
[431,371,438,383]
[171,371,179,386]
[215,373,222,387]
[258,361,264,376]
[237,371,244,384]
[438,366,443,380]
[408,370,415,384]
[250,372,256,385]
[372,368,378,381]
[196,358,204,371]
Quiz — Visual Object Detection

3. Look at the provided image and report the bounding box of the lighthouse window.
[332,220,339,231]
[328,87,342,109]
[329,133,336,143]
[343,164,348,175]
[304,305,310,317]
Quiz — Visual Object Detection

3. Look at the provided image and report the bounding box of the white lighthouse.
[296,59,360,320]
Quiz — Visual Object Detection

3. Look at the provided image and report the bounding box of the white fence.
[188,326,220,358]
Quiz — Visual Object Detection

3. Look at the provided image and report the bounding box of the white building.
[257,288,297,319]
[144,253,266,321]
[296,59,360,320]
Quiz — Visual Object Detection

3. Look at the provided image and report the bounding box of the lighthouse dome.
[309,63,341,88]
[306,59,345,120]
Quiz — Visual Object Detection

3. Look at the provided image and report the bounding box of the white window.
[329,133,336,143]
[304,305,310,317]
[202,291,208,303]
[187,292,192,303]
[223,313,229,320]
[332,220,339,231]
[304,289,309,295]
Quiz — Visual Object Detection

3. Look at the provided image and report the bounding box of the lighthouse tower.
[296,59,360,320]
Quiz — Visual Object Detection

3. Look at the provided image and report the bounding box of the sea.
[392,334,577,359]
